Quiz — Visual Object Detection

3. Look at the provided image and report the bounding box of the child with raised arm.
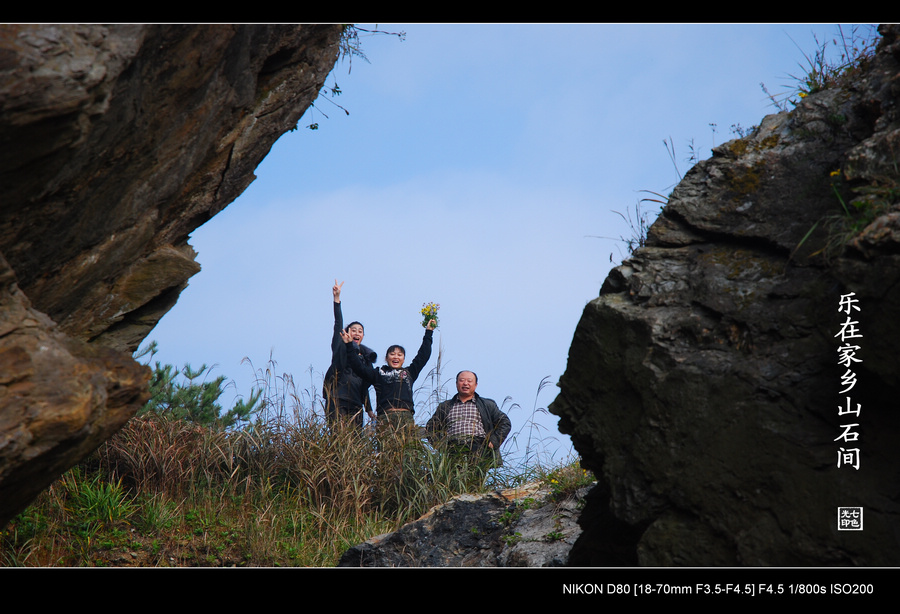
[323,280,377,428]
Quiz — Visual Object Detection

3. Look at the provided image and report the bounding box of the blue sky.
[144,23,879,465]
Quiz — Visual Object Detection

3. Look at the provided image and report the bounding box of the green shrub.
[135,341,261,429]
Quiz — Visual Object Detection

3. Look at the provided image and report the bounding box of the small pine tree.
[134,341,261,429]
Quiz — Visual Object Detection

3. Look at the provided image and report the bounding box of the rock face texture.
[0,24,343,527]
[551,25,900,566]
[338,482,589,567]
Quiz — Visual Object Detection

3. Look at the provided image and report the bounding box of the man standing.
[426,371,511,475]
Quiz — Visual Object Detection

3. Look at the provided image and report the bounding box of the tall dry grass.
[3,351,572,566]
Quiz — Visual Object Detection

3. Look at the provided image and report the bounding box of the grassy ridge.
[1,352,588,567]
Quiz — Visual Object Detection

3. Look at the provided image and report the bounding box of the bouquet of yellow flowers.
[421,301,440,328]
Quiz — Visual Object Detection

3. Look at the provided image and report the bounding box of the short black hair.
[385,345,406,361]
[456,370,478,383]
[345,321,364,332]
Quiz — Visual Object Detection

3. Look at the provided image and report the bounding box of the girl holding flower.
[341,311,437,431]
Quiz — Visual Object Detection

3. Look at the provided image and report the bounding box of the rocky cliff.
[551,24,900,566]
[0,24,343,527]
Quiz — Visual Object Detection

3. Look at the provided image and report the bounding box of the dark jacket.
[345,329,433,415]
[426,393,512,465]
[324,301,376,410]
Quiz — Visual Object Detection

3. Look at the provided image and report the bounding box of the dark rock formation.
[0,24,343,527]
[551,24,900,566]
[337,482,589,567]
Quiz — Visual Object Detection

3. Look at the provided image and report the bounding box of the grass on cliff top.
[1,352,590,567]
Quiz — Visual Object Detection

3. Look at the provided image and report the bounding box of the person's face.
[387,348,405,369]
[456,372,477,399]
[347,323,364,344]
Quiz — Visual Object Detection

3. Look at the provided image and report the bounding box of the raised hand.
[333,279,344,303]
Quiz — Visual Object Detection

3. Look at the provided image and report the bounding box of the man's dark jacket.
[426,393,512,465]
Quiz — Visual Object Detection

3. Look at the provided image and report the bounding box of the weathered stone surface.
[496,486,587,567]
[551,24,900,566]
[1,24,342,351]
[0,24,343,526]
[0,252,150,524]
[338,482,589,567]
